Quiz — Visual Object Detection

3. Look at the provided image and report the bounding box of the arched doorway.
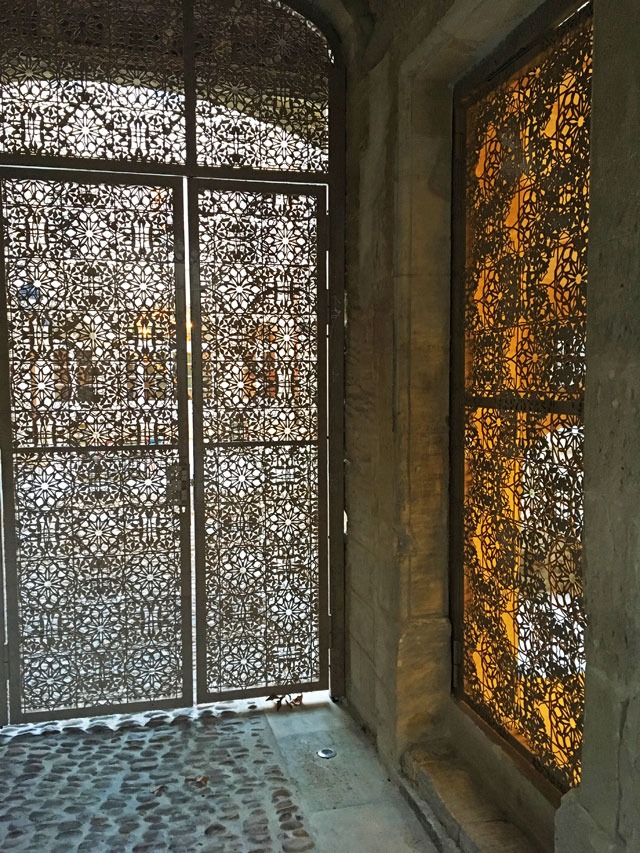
[0,0,344,723]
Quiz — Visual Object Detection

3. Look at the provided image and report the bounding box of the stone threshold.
[397,742,540,853]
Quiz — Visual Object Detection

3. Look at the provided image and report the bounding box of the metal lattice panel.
[3,180,179,446]
[458,14,591,790]
[14,448,185,712]
[0,0,185,163]
[0,0,331,174]
[0,0,342,722]
[194,0,330,172]
[195,186,323,695]
[1,176,189,717]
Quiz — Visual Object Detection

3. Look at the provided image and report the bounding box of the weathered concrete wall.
[555,1,640,850]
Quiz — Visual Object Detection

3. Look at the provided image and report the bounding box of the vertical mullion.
[188,180,207,703]
[172,182,194,706]
[183,0,197,174]
[0,179,17,723]
[316,188,330,689]
[327,57,346,698]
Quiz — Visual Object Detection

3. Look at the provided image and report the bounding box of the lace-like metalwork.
[15,448,184,712]
[2,177,186,714]
[460,16,591,790]
[194,0,330,171]
[0,0,335,721]
[197,188,320,692]
[0,0,186,163]
[4,180,179,446]
[0,0,331,173]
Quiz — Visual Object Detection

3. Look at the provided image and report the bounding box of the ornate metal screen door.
[0,0,343,721]
[191,182,329,700]
[0,171,192,722]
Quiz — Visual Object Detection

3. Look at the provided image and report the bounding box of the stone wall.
[555,1,640,850]
[310,0,640,848]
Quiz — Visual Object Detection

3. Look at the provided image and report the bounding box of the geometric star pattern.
[0,0,186,163]
[460,14,592,791]
[196,188,322,694]
[0,0,332,720]
[1,177,188,717]
[0,0,331,174]
[15,448,185,713]
[194,0,330,172]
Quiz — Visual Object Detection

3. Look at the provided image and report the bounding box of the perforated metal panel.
[0,0,186,163]
[0,0,344,721]
[451,5,591,791]
[0,172,192,721]
[191,182,328,700]
[194,0,331,172]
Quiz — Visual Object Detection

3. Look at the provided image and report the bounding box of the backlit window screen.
[457,12,592,790]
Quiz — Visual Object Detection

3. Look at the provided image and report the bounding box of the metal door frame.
[188,177,331,703]
[0,166,193,723]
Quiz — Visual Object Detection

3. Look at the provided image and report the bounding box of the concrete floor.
[0,692,436,852]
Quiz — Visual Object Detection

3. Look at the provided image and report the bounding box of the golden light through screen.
[461,13,592,790]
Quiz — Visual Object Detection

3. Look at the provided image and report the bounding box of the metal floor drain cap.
[317,748,337,759]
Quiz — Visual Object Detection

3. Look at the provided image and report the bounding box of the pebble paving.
[0,703,316,852]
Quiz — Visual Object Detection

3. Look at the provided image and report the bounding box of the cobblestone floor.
[0,702,316,853]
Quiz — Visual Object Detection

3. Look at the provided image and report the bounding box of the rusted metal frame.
[0,164,182,189]
[316,187,331,692]
[465,393,584,418]
[450,0,591,792]
[8,443,191,455]
[196,680,325,705]
[0,166,193,723]
[11,697,190,725]
[186,176,207,707]
[183,0,196,175]
[281,0,343,59]
[173,182,195,708]
[203,439,317,449]
[327,53,346,699]
[189,176,330,703]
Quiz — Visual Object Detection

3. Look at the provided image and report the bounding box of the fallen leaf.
[267,692,304,711]
[185,774,209,787]
[153,784,168,796]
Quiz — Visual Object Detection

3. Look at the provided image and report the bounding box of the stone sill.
[400,741,541,852]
